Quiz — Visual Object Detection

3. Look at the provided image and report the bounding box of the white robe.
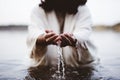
[27,5,98,67]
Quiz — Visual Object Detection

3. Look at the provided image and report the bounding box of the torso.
[55,11,66,33]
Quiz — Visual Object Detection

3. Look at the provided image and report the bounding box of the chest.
[55,12,65,33]
[45,11,78,34]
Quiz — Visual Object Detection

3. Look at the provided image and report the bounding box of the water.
[53,41,65,79]
[0,29,120,80]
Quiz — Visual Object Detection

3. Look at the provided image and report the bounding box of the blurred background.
[0,0,120,80]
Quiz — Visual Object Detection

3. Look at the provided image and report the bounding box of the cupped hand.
[60,33,77,47]
[44,30,61,45]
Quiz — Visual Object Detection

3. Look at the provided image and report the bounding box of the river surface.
[0,29,120,80]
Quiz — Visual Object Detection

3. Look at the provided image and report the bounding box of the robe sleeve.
[73,5,92,43]
[26,6,47,60]
[73,5,98,65]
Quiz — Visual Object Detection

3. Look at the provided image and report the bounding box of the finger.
[46,35,58,44]
[45,30,53,33]
[61,34,71,45]
[54,36,61,44]
[45,30,50,33]
[64,33,75,43]
[64,33,77,46]
[45,32,55,39]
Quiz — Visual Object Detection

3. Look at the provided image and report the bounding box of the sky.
[87,0,120,26]
[0,0,120,26]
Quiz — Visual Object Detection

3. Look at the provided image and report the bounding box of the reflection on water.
[0,29,120,80]
[25,66,95,80]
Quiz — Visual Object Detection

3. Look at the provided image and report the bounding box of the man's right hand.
[36,30,61,46]
[44,30,60,45]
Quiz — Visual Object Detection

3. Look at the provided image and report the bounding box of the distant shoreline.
[0,25,28,30]
[93,23,120,32]
[0,23,120,32]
